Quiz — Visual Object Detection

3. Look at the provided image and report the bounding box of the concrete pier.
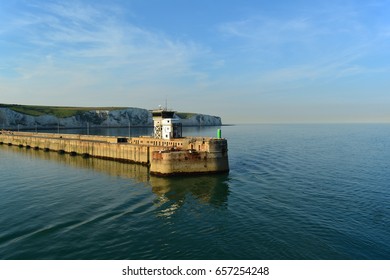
[0,131,229,176]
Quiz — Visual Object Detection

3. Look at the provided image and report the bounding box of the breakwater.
[0,131,229,176]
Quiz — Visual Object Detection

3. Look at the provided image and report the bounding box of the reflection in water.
[150,175,230,218]
[2,145,230,217]
[150,175,229,205]
[2,145,150,182]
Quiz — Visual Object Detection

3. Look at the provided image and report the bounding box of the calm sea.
[0,124,389,260]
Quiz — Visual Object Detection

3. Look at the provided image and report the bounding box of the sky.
[1,0,390,123]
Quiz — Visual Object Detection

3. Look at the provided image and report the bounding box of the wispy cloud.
[219,16,315,44]
[1,0,208,97]
[2,0,390,122]
[217,2,390,84]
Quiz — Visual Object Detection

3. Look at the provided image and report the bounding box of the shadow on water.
[150,175,230,208]
[1,144,230,209]
[0,144,231,259]
[0,144,150,182]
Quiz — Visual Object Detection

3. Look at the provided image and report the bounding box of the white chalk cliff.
[0,107,222,129]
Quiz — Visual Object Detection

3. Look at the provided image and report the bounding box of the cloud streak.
[2,0,390,123]
[217,2,390,85]
[1,0,209,104]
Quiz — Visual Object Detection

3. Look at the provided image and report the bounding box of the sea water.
[0,124,389,259]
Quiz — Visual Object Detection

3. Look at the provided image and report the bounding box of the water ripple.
[1,125,390,259]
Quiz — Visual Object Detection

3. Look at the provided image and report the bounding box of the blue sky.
[1,0,390,123]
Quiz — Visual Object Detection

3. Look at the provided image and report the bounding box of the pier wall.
[0,133,150,165]
[0,132,229,176]
[150,150,229,176]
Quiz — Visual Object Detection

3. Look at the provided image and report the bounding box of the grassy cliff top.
[0,104,127,118]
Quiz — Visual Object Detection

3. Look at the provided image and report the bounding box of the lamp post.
[106,111,109,136]
[128,113,131,138]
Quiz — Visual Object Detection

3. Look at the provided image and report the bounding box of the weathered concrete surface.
[150,150,229,176]
[0,132,150,165]
[0,132,229,176]
[129,135,229,176]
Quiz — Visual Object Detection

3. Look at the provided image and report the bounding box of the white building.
[151,109,182,140]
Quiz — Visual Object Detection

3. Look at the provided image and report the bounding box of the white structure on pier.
[151,109,182,140]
